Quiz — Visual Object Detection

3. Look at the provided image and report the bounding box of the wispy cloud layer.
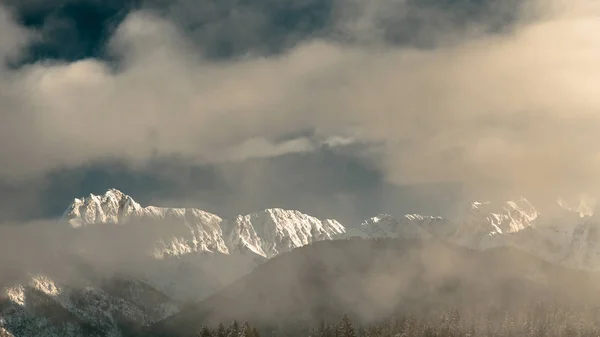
[1,0,600,203]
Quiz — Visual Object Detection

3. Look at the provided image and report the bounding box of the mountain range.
[63,189,600,272]
[2,188,600,336]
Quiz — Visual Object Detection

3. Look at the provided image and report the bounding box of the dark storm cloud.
[1,0,600,222]
[2,0,134,63]
[4,0,524,64]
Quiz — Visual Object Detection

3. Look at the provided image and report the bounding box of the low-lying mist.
[4,216,600,337]
[150,238,600,337]
[0,218,257,302]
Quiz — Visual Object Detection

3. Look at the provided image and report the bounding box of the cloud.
[1,0,600,203]
[223,137,315,162]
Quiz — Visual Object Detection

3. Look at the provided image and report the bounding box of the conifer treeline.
[198,303,600,337]
[196,321,261,337]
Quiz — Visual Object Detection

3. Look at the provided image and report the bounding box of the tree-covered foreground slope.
[175,307,600,337]
[146,238,600,337]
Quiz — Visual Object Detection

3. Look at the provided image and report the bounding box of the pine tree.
[227,320,240,337]
[214,323,227,337]
[337,314,356,337]
[239,322,251,337]
[198,326,212,337]
[249,327,260,337]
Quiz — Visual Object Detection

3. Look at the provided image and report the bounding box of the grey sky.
[0,0,599,223]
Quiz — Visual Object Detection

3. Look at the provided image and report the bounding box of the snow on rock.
[63,189,145,227]
[0,273,178,337]
[0,327,14,337]
[221,208,346,258]
[360,214,431,240]
[64,189,228,258]
[440,196,600,271]
[3,285,25,307]
[556,194,597,218]
[147,207,229,258]
[402,214,453,237]
[60,189,600,299]
[63,189,600,273]
[63,189,600,270]
[451,198,539,249]
[64,190,347,260]
[344,195,600,273]
[62,190,351,301]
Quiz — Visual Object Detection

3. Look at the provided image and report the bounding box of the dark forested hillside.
[146,238,600,337]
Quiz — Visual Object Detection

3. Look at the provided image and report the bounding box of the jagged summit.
[63,188,144,227]
[63,190,347,259]
[62,189,600,273]
[361,213,431,239]
[221,208,345,258]
[556,194,597,218]
[467,197,539,232]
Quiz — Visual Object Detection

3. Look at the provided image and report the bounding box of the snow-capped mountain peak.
[63,190,600,273]
[361,213,431,239]
[63,192,348,260]
[64,189,229,257]
[221,208,345,258]
[449,197,539,249]
[468,197,538,233]
[63,188,144,227]
[557,195,597,218]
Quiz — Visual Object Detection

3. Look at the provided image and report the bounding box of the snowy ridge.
[222,208,345,258]
[57,189,354,307]
[360,214,432,240]
[148,208,228,258]
[64,189,145,227]
[450,198,539,249]
[64,190,229,257]
[0,274,178,337]
[64,189,347,260]
[556,195,597,218]
[352,196,600,272]
[62,189,600,272]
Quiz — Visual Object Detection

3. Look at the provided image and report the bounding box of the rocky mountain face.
[53,189,600,283]
[62,190,600,268]
[63,189,345,260]
[220,209,345,259]
[0,273,178,337]
[3,189,600,336]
